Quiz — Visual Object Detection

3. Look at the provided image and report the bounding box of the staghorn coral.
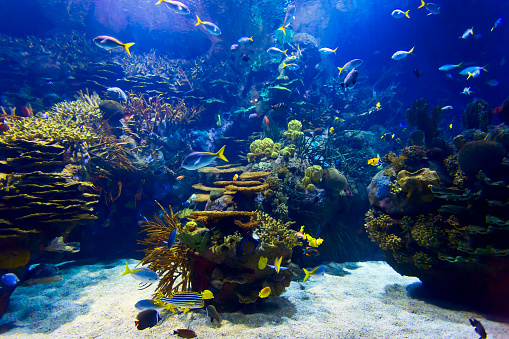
[397,168,440,203]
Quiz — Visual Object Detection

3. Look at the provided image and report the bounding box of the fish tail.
[467,72,472,80]
[195,15,202,26]
[277,25,286,35]
[337,66,344,76]
[333,47,338,54]
[482,64,488,72]
[249,36,253,41]
[120,262,132,276]
[405,10,410,18]
[155,0,163,4]
[303,268,312,283]
[418,0,425,9]
[408,46,415,54]
[455,62,463,67]
[123,42,135,57]
[283,49,288,57]
[282,62,288,69]
[215,145,229,162]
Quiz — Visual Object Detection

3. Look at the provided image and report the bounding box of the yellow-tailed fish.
[305,234,324,247]
[233,174,239,181]
[449,123,453,129]
[258,286,271,298]
[93,36,135,57]
[376,102,381,110]
[329,126,334,134]
[121,262,160,283]
[302,265,326,283]
[258,256,268,270]
[155,0,190,15]
[267,257,288,273]
[195,15,221,35]
[182,145,228,170]
[367,157,381,166]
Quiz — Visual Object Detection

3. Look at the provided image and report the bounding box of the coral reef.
[457,140,506,179]
[462,99,491,131]
[283,120,304,140]
[405,98,442,147]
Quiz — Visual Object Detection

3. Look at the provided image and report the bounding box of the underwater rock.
[99,100,124,123]
[291,33,319,49]
[322,168,348,195]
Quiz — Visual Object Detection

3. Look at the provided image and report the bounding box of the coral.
[457,140,506,178]
[198,166,245,174]
[462,99,491,131]
[280,144,296,159]
[213,180,262,186]
[408,214,443,249]
[396,168,440,203]
[367,171,392,200]
[382,152,407,175]
[412,252,432,270]
[254,211,300,249]
[401,146,426,165]
[283,120,304,140]
[405,98,442,147]
[225,184,268,193]
[306,184,315,191]
[238,171,271,180]
[248,138,282,161]
[364,209,394,244]
[321,168,348,194]
[304,165,323,185]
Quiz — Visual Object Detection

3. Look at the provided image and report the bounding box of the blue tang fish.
[0,273,19,289]
[182,145,228,170]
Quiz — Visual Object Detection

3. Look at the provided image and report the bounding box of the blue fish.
[182,145,228,170]
[302,265,326,282]
[135,299,164,311]
[267,257,288,273]
[164,229,177,249]
[121,263,160,284]
[400,122,407,128]
[235,234,259,257]
[0,273,19,289]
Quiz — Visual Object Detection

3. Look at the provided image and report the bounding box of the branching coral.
[254,211,300,249]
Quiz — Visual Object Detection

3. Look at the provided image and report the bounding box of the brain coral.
[457,140,506,178]
[397,168,440,203]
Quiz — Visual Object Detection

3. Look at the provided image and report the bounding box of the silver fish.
[182,145,228,170]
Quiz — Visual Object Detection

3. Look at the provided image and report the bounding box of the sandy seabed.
[1,259,508,339]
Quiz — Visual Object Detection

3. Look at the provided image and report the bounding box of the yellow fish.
[258,256,268,270]
[233,174,239,181]
[329,126,334,134]
[376,102,381,110]
[449,123,453,129]
[305,234,324,247]
[367,157,381,166]
[259,286,271,298]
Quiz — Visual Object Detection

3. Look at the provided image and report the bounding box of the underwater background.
[0,0,509,337]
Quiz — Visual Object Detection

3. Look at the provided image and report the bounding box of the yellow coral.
[283,120,304,140]
[397,168,440,203]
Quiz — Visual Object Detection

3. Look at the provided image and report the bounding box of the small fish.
[93,36,135,56]
[121,262,160,284]
[267,257,288,274]
[182,145,228,170]
[376,102,381,110]
[206,305,221,324]
[233,174,239,181]
[367,157,382,166]
[155,0,190,15]
[391,46,414,60]
[267,47,288,57]
[177,175,185,180]
[460,27,474,39]
[337,58,363,76]
[135,309,162,330]
[303,247,319,257]
[258,256,268,269]
[258,286,271,298]
[460,66,487,76]
[195,15,221,35]
[491,18,502,32]
[145,155,154,163]
[107,87,127,102]
[277,4,296,35]
[439,62,462,71]
[391,9,410,19]
[241,53,250,62]
[329,126,334,134]
[400,122,407,128]
[0,273,19,289]
[302,265,326,282]
[270,103,288,111]
[486,79,499,86]
[36,112,49,119]
[135,299,164,311]
[238,36,253,43]
[441,105,453,110]
[21,106,32,116]
[190,194,197,201]
[446,74,453,79]
[469,318,487,339]
[418,0,440,15]
[461,87,474,95]
[281,62,300,70]
[165,229,177,249]
[157,290,214,313]
[449,123,453,129]
[319,47,338,54]
[230,43,239,51]
[381,133,394,141]
[173,329,197,338]
[236,234,259,257]
[264,115,270,127]
[340,69,359,88]
[492,106,503,114]
[210,280,223,290]
[413,68,421,78]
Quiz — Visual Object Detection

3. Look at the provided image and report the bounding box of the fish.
[241,53,250,62]
[418,0,440,15]
[461,87,474,95]
[135,299,164,311]
[491,18,502,32]
[449,123,453,129]
[381,133,394,141]
[258,286,271,298]
[439,63,462,71]
[319,47,338,54]
[270,103,288,111]
[236,234,259,257]
[446,74,453,79]
[441,105,453,110]
[93,36,135,57]
[195,15,221,35]
[45,236,80,253]
[469,318,487,339]
[303,247,319,257]
[295,43,303,59]
[230,43,239,51]
[210,280,223,290]
[368,156,382,166]
[182,145,228,170]
[376,102,381,110]
[337,59,363,76]
[176,175,185,180]
[155,0,190,15]
[107,87,127,102]
[281,62,300,70]
[121,262,160,284]
[0,122,9,133]
[413,68,421,78]
[486,79,499,86]
[0,273,19,289]
[302,265,326,282]
[156,290,213,313]
[238,36,253,43]
[267,47,288,57]
[135,309,162,330]
[36,112,50,119]
[400,122,407,128]
[258,256,268,269]
[460,27,474,39]
[391,9,410,19]
[466,69,480,80]
[459,66,487,76]
[277,4,296,35]
[21,105,32,116]
[391,46,414,60]
[165,229,177,249]
[233,174,239,181]
[492,106,503,114]
[173,329,197,338]
[329,126,334,134]
[263,115,270,127]
[267,257,288,273]
[340,69,359,88]
[206,305,221,324]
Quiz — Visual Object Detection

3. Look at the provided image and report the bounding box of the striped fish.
[155,290,213,314]
[236,234,259,257]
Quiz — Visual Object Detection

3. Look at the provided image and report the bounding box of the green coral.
[283,120,304,140]
[254,211,300,249]
[306,184,315,191]
[305,165,323,185]
[248,138,283,162]
[176,230,210,252]
[408,214,443,248]
[462,99,491,131]
[412,252,432,269]
[210,231,242,255]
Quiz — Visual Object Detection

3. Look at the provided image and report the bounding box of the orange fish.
[492,106,503,114]
[176,175,185,181]
[264,115,269,127]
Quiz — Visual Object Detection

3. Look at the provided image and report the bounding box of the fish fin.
[282,62,288,69]
[214,145,228,162]
[405,10,410,18]
[195,15,202,26]
[482,64,488,72]
[123,42,135,57]
[249,36,253,41]
[283,49,288,57]
[333,47,338,54]
[303,268,313,283]
[455,62,463,67]
[155,0,163,4]
[277,25,286,35]
[418,0,425,9]
[467,72,472,80]
[408,46,415,54]
[337,67,344,76]
[121,262,132,276]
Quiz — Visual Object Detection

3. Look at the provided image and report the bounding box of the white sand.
[1,259,508,338]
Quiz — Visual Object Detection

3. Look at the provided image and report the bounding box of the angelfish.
[93,36,135,57]
[182,145,228,170]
